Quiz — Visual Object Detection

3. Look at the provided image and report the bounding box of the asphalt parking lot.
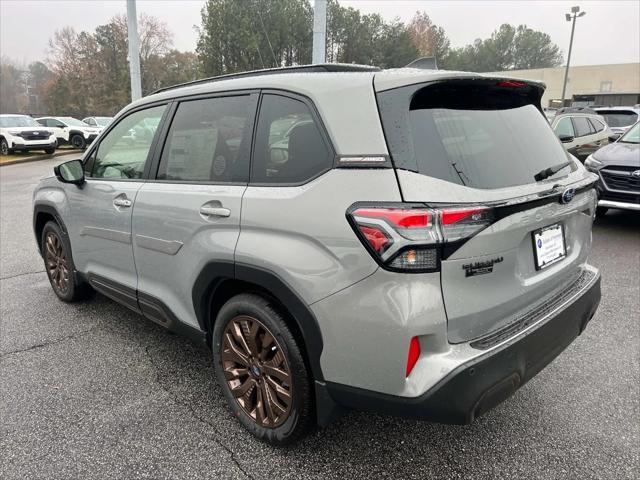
[1,155,638,480]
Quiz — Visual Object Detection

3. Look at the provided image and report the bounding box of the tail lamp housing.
[347,203,494,272]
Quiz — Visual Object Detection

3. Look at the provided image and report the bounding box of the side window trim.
[148,90,260,185]
[82,101,171,181]
[248,89,336,187]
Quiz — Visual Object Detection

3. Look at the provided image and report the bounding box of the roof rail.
[151,63,381,95]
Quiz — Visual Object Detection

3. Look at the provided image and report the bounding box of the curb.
[0,149,82,167]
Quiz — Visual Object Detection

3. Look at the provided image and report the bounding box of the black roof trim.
[151,63,381,95]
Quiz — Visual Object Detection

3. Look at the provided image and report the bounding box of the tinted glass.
[588,118,605,132]
[554,117,575,137]
[157,95,256,183]
[573,117,594,137]
[378,82,574,189]
[597,111,638,128]
[252,94,331,184]
[91,105,166,179]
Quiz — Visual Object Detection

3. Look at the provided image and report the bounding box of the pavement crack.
[144,345,256,480]
[0,270,45,280]
[0,326,97,358]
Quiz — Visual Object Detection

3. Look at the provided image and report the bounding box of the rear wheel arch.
[193,261,325,383]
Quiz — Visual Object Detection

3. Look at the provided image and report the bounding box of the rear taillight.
[348,204,494,272]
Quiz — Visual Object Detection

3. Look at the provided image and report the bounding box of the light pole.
[560,6,586,106]
[126,0,142,101]
[312,0,327,64]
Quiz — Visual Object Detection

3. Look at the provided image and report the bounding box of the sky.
[1,0,639,68]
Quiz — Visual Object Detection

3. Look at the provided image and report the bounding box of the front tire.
[596,206,608,216]
[212,293,314,445]
[70,134,86,149]
[44,147,56,154]
[41,221,93,302]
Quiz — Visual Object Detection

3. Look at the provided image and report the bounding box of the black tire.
[212,293,314,445]
[70,134,86,149]
[596,207,608,216]
[0,138,8,155]
[44,147,56,154]
[41,221,93,302]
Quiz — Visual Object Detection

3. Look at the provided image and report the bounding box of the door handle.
[199,206,231,217]
[113,198,132,208]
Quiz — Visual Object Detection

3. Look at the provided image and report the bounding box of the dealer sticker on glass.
[533,223,566,270]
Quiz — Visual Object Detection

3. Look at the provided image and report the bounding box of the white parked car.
[82,116,113,128]
[0,114,57,155]
[36,116,102,149]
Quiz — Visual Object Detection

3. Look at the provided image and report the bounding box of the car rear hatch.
[375,72,598,344]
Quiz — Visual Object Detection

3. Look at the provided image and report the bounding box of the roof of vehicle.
[123,64,548,156]
[138,64,546,106]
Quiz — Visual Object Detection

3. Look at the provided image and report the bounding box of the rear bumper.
[323,270,601,424]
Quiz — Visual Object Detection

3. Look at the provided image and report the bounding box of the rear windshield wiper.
[534,160,572,182]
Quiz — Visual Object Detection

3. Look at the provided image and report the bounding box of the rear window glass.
[377,80,574,189]
[597,111,638,128]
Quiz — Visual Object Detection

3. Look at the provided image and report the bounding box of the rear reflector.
[406,337,421,377]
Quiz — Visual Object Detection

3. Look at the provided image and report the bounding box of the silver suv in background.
[33,65,601,445]
[594,106,640,139]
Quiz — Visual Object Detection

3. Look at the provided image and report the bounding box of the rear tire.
[0,138,8,155]
[596,207,608,216]
[212,293,314,445]
[41,221,93,302]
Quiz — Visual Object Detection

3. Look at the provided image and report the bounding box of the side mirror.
[608,134,620,142]
[558,134,574,143]
[54,159,85,185]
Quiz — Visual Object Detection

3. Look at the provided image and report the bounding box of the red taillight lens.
[352,208,431,228]
[496,80,526,88]
[406,336,421,377]
[348,204,494,272]
[359,225,390,253]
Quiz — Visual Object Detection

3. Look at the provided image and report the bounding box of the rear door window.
[251,94,332,184]
[157,94,257,183]
[572,117,595,137]
[377,80,574,189]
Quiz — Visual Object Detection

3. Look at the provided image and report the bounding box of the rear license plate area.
[532,223,566,270]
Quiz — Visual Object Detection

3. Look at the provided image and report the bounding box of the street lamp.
[560,6,587,106]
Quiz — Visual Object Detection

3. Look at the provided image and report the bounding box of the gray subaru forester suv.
[33,64,601,445]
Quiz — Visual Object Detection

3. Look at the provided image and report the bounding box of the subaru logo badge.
[632,170,640,178]
[560,188,575,204]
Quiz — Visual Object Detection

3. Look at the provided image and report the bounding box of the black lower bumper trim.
[325,273,601,424]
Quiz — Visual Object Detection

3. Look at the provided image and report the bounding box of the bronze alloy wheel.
[221,315,293,428]
[44,231,70,294]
